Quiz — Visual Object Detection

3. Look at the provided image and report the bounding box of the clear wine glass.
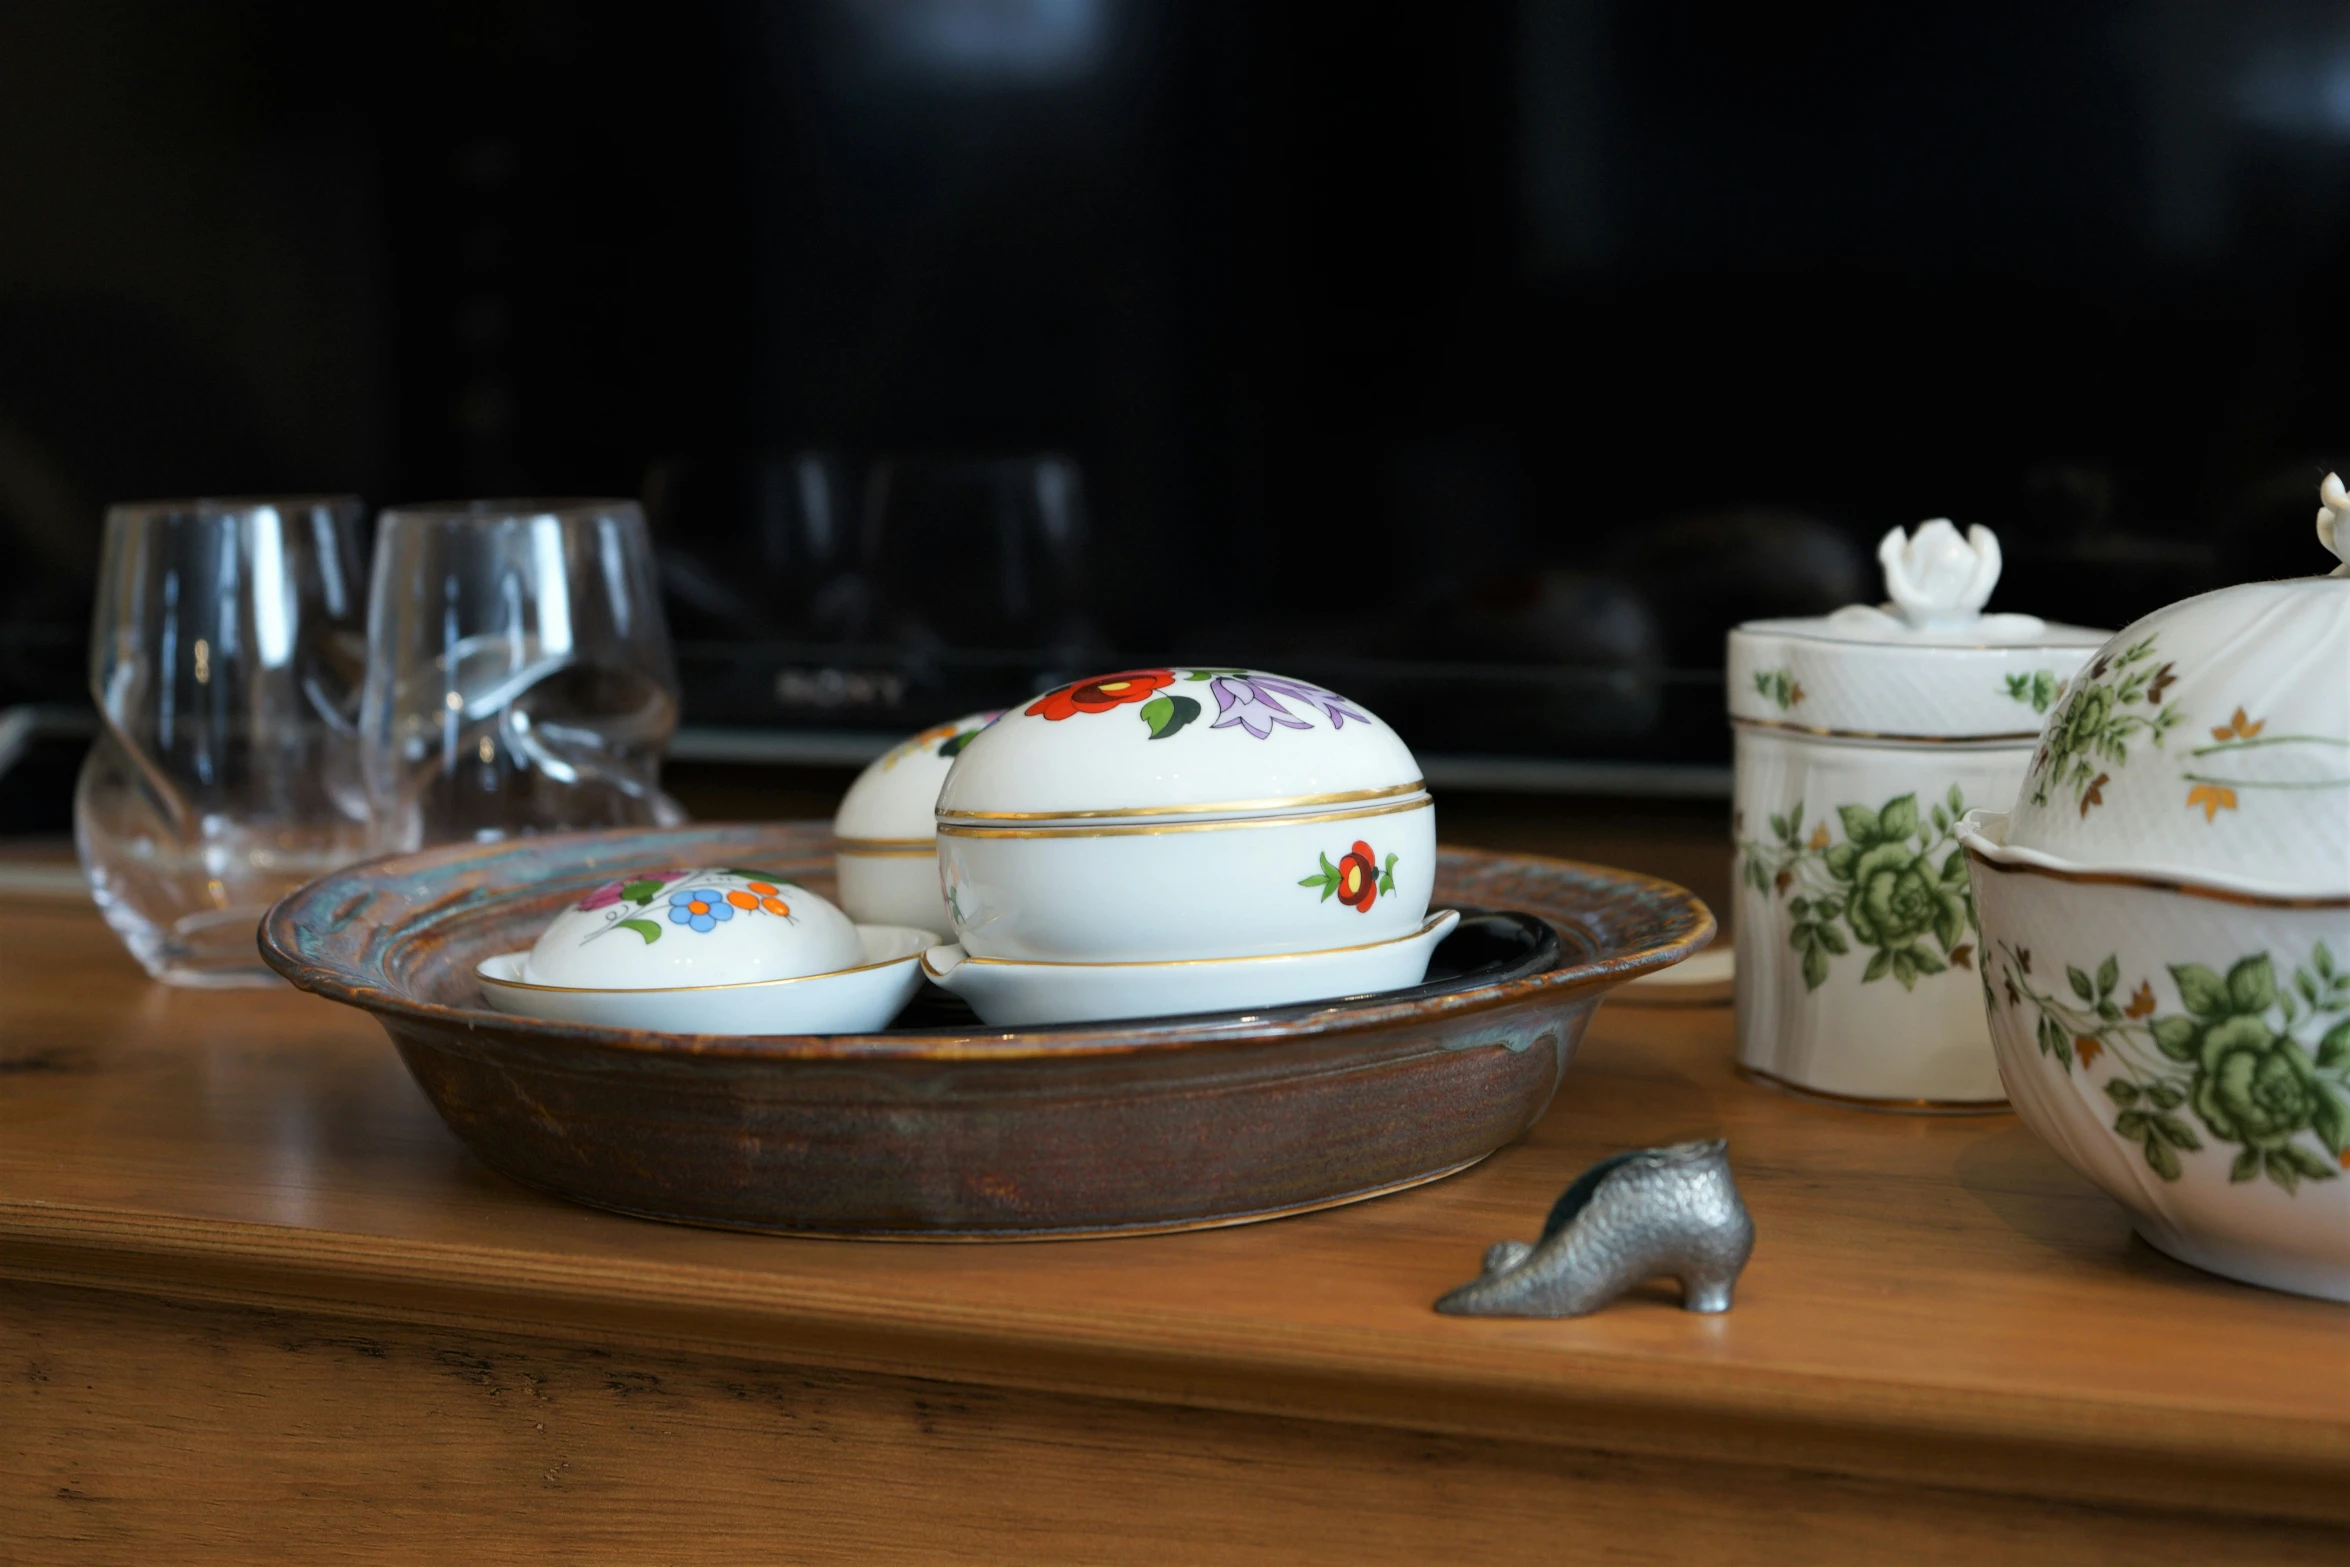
[75,496,372,985]
[360,498,684,852]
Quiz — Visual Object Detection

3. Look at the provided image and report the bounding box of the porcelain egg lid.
[834,710,1000,845]
[936,668,1422,824]
[1727,520,2107,739]
[1999,476,2350,897]
[521,867,865,989]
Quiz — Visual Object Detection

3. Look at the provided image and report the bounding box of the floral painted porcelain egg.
[1960,477,2350,1301]
[1729,520,2107,1108]
[521,867,864,989]
[832,710,997,934]
[934,668,1434,962]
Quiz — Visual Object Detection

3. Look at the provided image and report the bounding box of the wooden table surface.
[4,878,2347,1564]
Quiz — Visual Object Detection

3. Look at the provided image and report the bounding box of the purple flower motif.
[576,881,626,911]
[1205,673,1371,739]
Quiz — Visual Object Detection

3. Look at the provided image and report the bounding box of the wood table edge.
[5,1201,2345,1528]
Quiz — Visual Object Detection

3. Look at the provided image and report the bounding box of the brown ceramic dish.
[259,822,1713,1238]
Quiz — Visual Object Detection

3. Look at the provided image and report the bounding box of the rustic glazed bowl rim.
[259,824,1715,1063]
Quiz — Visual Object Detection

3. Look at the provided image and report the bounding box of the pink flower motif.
[576,881,626,911]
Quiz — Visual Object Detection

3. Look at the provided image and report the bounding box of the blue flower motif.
[667,887,735,933]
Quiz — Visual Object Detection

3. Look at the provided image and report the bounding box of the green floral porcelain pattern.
[1739,784,1979,992]
[1996,941,2350,1190]
[2001,670,2063,714]
[2027,634,2184,815]
[1752,669,1803,711]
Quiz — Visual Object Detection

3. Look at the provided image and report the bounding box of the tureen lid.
[834,710,999,844]
[1997,478,2350,897]
[936,668,1422,823]
[1728,520,2107,739]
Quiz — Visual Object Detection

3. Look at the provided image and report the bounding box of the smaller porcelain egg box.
[831,710,999,935]
[476,868,934,1036]
[523,868,863,989]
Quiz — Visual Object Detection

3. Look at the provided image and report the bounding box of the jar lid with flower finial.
[1727,520,2109,741]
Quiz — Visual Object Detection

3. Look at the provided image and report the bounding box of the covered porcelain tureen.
[1962,477,2350,1301]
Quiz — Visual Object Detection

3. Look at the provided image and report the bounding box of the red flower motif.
[1026,670,1176,721]
[1338,841,1382,911]
[1302,841,1400,910]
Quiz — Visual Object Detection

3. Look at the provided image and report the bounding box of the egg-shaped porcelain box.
[1731,521,2105,1108]
[523,867,863,989]
[935,668,1434,963]
[474,867,932,1035]
[1960,479,2350,1301]
[833,710,998,935]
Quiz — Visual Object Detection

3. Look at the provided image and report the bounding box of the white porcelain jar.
[1961,478,2350,1300]
[1731,521,2105,1107]
[832,710,998,935]
[935,668,1433,962]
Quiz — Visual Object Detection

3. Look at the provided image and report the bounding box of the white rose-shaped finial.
[1878,519,2001,629]
[2316,473,2350,576]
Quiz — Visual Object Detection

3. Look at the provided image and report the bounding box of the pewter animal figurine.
[1433,1139,1753,1318]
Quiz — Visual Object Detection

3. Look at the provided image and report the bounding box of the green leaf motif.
[1140,693,1201,740]
[1838,804,1881,847]
[1302,850,1340,902]
[2067,966,2095,1003]
[2170,963,2230,1019]
[2318,1019,2350,1071]
[2096,954,2120,998]
[2150,1014,2200,1061]
[621,879,664,904]
[615,918,662,945]
[1876,794,1918,843]
[2226,954,2277,1016]
[2313,1089,2350,1158]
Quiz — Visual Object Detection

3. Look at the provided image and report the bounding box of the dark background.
[6,0,2350,817]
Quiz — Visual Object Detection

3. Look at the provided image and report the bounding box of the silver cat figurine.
[1434,1139,1754,1318]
